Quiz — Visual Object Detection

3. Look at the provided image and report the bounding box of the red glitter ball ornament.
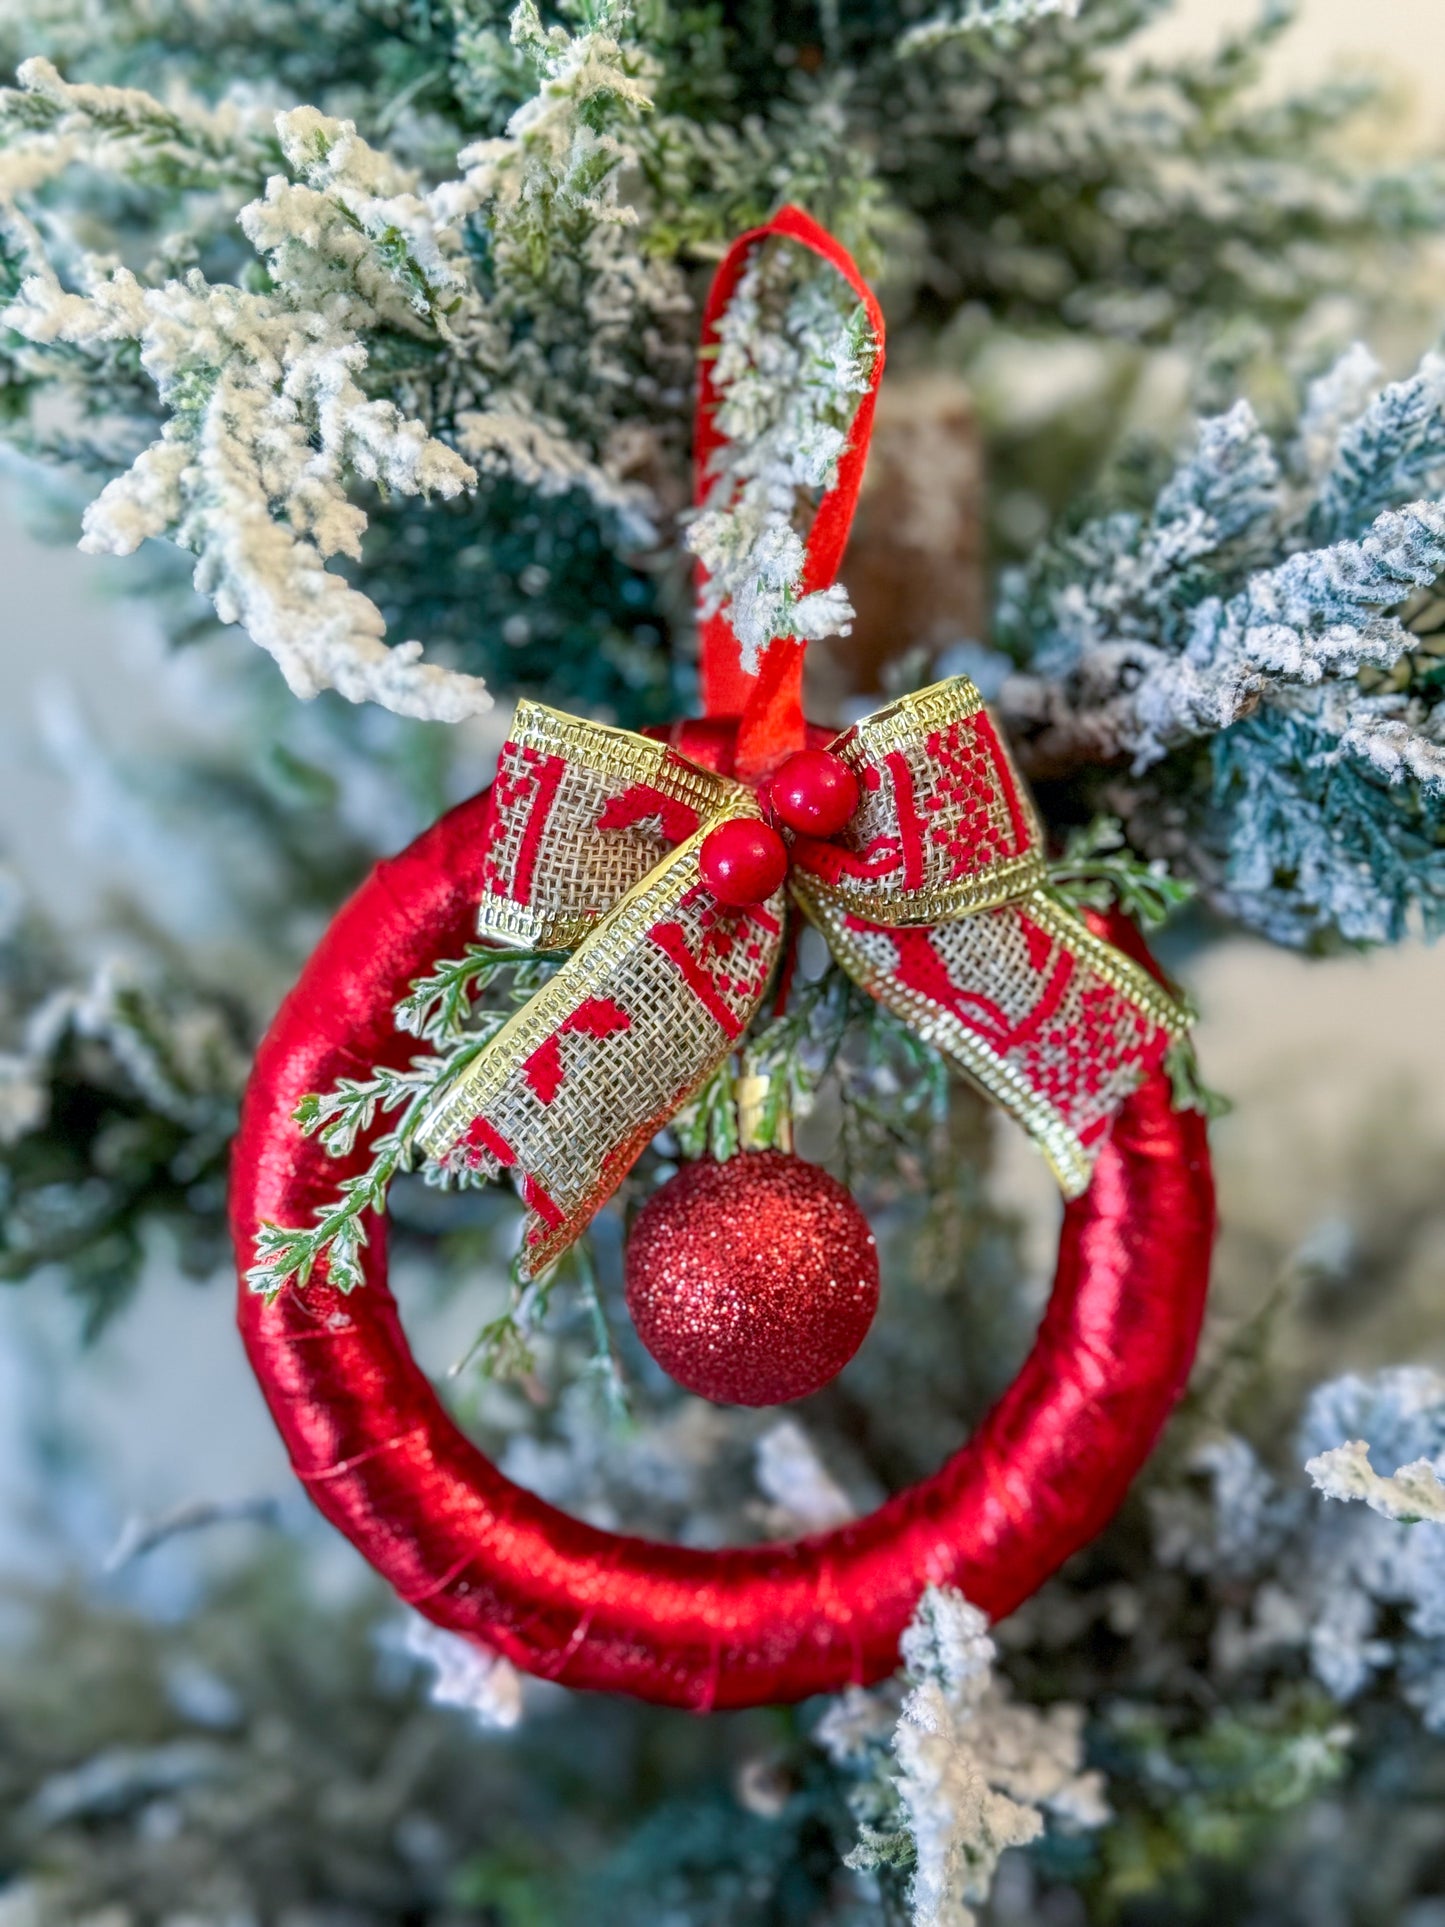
[698,818,789,905]
[625,1150,880,1406]
[769,748,861,838]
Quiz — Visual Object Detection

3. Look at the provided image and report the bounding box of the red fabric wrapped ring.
[231,782,1215,1711]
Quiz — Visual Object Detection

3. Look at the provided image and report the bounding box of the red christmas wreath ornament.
[231,207,1216,1711]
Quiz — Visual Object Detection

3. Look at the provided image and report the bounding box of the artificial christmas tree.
[5,1,1445,1922]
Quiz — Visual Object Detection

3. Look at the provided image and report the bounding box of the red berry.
[698,818,789,905]
[769,749,860,838]
[625,1151,879,1406]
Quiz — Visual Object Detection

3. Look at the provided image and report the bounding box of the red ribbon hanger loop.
[693,204,887,781]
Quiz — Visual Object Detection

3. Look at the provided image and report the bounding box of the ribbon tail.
[419,829,784,1276]
[799,877,1187,1198]
[786,671,1189,1195]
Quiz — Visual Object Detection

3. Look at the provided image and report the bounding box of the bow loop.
[799,680,1047,925]
[470,700,748,953]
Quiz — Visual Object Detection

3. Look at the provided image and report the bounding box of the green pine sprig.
[1165,1036,1234,1121]
[244,1047,489,1301]
[244,946,562,1302]
[393,945,565,1046]
[738,967,857,1151]
[672,1062,742,1162]
[446,1235,629,1418]
[1046,815,1196,930]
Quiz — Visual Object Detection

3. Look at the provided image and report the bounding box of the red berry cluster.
[698,748,860,906]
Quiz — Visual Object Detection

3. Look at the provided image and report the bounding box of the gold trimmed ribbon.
[417,678,1187,1275]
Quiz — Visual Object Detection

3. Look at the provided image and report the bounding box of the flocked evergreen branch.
[819,1586,1108,1924]
[436,0,691,542]
[0,4,696,720]
[998,353,1445,946]
[2,95,489,720]
[898,0,1080,57]
[1155,1366,1445,1736]
[1307,1436,1445,1525]
[996,396,1445,774]
[0,54,279,197]
[685,237,877,674]
[0,878,247,1329]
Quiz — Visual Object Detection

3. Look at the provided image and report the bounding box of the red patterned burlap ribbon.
[417,678,1187,1274]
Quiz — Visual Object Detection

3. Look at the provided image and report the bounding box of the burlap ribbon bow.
[416,676,1187,1277]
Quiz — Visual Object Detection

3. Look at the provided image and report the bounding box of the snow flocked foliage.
[686,237,874,674]
[0,866,244,1327]
[1154,1366,1445,1735]
[999,353,1445,946]
[7,2,1445,1924]
[3,0,1445,763]
[818,1586,1107,1927]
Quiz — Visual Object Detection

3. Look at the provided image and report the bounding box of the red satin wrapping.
[231,774,1215,1711]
